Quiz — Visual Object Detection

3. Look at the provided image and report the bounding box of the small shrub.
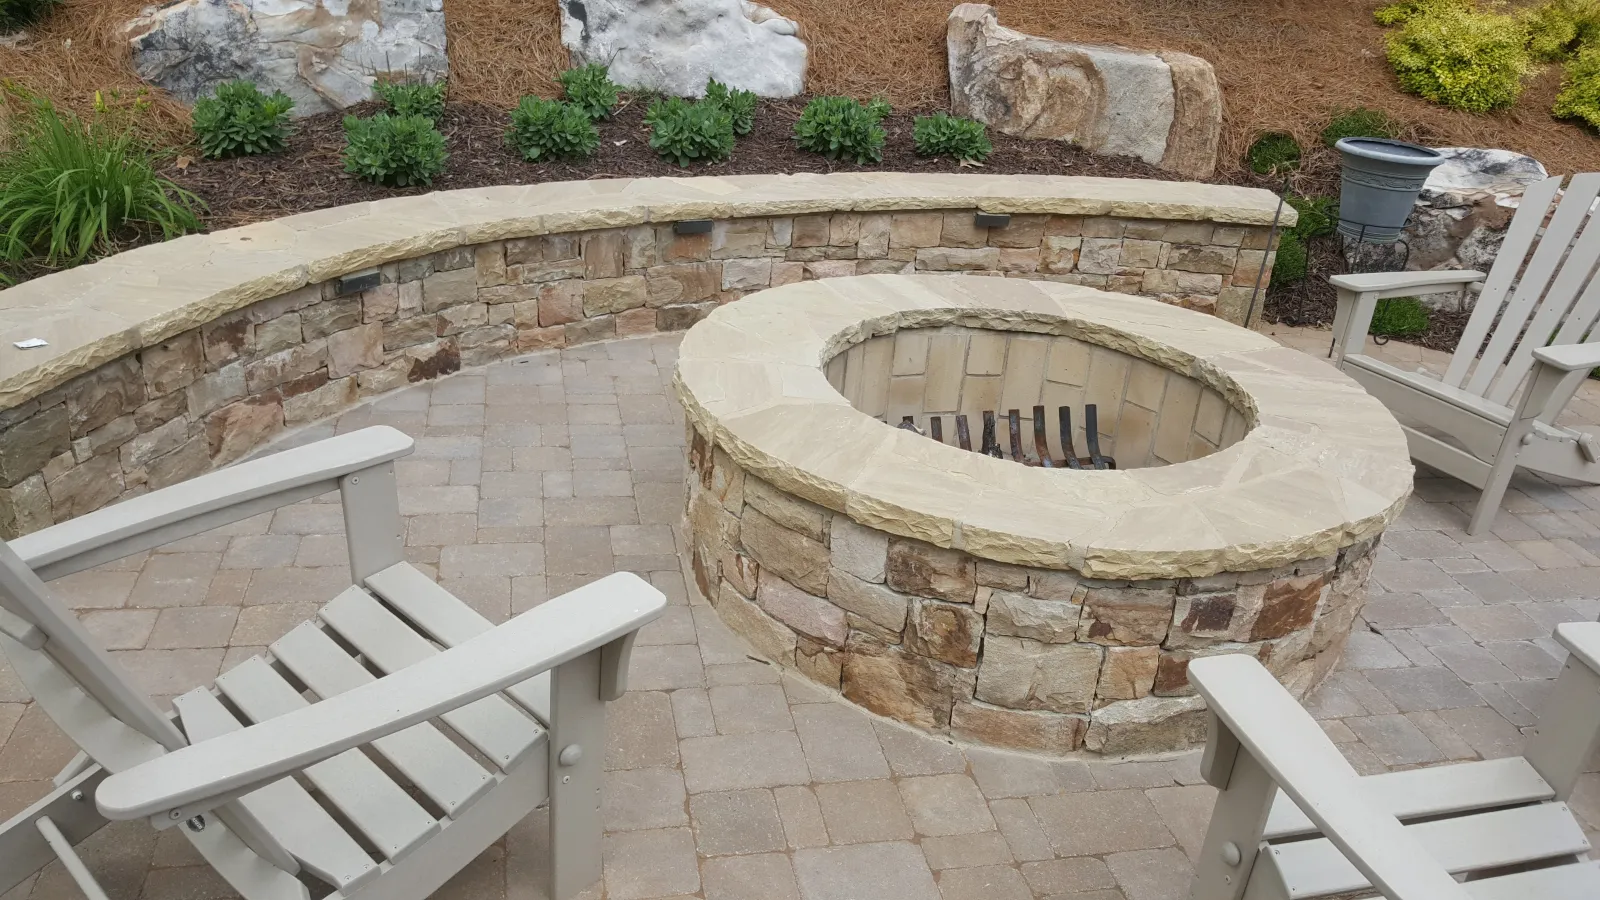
[1,0,58,32]
[703,79,757,136]
[1370,297,1431,336]
[794,96,887,165]
[375,78,446,121]
[1270,231,1309,288]
[1554,44,1600,127]
[1374,0,1468,26]
[1320,107,1401,146]
[645,97,734,166]
[1247,132,1301,175]
[913,113,992,162]
[342,113,448,187]
[1524,0,1600,61]
[0,94,202,268]
[191,80,294,159]
[506,97,599,161]
[1386,5,1533,112]
[1287,195,1338,239]
[560,64,621,120]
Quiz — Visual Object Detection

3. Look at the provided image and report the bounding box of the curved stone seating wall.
[828,327,1249,468]
[0,174,1288,539]
[675,275,1412,755]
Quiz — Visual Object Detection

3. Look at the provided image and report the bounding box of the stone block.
[722,258,773,290]
[0,475,50,539]
[423,268,477,312]
[717,579,799,665]
[915,247,1001,271]
[71,414,137,462]
[0,406,69,488]
[988,215,1047,248]
[120,416,189,471]
[245,341,327,394]
[797,640,842,690]
[1168,585,1262,648]
[361,283,400,322]
[906,598,983,667]
[1252,574,1327,641]
[437,304,488,336]
[616,308,657,337]
[942,214,988,249]
[657,303,716,331]
[64,358,145,437]
[647,263,721,307]
[566,315,616,345]
[1042,236,1082,274]
[858,214,892,258]
[140,331,203,397]
[1167,245,1236,275]
[1078,584,1174,645]
[47,453,123,519]
[202,312,250,364]
[803,260,855,280]
[986,590,1080,642]
[758,570,847,648]
[580,231,625,279]
[722,549,759,599]
[950,702,1085,753]
[890,213,944,249]
[1084,695,1207,754]
[998,248,1041,273]
[830,516,887,582]
[745,476,826,542]
[252,315,303,357]
[146,434,210,490]
[327,323,384,377]
[792,215,830,248]
[826,570,908,634]
[771,261,806,285]
[842,634,975,729]
[976,561,1029,591]
[886,538,976,603]
[741,508,829,595]
[185,363,246,418]
[975,635,1101,714]
[301,296,363,340]
[1096,647,1159,702]
[284,376,357,426]
[712,220,770,259]
[537,281,585,327]
[582,275,648,317]
[206,396,283,465]
[384,316,442,351]
[1076,238,1121,275]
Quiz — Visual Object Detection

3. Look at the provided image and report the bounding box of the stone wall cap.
[0,174,1289,410]
[672,274,1410,579]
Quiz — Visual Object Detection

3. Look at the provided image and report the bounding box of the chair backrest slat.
[0,541,187,751]
[1443,176,1565,388]
[1549,261,1600,348]
[1487,194,1600,405]
[1464,174,1600,398]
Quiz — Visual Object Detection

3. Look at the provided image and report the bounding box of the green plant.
[1386,5,1533,112]
[1270,231,1309,288]
[1374,0,1468,26]
[505,97,599,161]
[912,113,992,162]
[645,97,734,166]
[374,78,446,121]
[1554,44,1600,126]
[1246,132,1301,175]
[0,93,202,269]
[560,64,621,120]
[1524,0,1600,60]
[1287,195,1338,238]
[1,0,57,31]
[1370,297,1431,336]
[191,80,294,159]
[341,113,448,186]
[703,79,757,136]
[1320,107,1401,146]
[794,96,887,164]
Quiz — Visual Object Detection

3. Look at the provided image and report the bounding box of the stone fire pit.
[674,274,1411,755]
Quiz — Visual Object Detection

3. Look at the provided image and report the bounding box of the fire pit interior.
[675,274,1413,756]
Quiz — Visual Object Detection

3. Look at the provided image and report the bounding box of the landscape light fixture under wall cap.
[673,219,714,235]
[336,267,382,296]
[974,213,1011,229]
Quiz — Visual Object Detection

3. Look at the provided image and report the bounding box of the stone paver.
[1,328,1597,899]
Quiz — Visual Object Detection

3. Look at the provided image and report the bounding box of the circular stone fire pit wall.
[675,274,1413,756]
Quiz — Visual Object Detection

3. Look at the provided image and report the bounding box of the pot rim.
[1335,137,1446,167]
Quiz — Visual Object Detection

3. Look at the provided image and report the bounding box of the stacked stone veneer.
[0,202,1280,539]
[686,429,1378,756]
[827,327,1252,469]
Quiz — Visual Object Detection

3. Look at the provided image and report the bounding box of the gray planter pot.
[1335,137,1446,243]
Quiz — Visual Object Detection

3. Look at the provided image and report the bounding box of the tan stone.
[437,304,488,336]
[950,702,1085,753]
[942,214,988,249]
[616,308,656,337]
[1158,51,1225,178]
[362,283,400,322]
[146,434,209,490]
[64,358,145,437]
[841,635,975,729]
[717,579,799,665]
[581,231,625,278]
[744,476,827,542]
[797,640,843,690]
[886,538,975,603]
[1078,585,1174,645]
[976,561,1029,591]
[890,213,944,249]
[740,508,829,595]
[792,215,830,248]
[538,281,585,327]
[830,516,887,583]
[1252,574,1327,641]
[826,570,908,634]
[47,453,123,519]
[1084,695,1207,754]
[988,215,1047,248]
[284,376,357,426]
[1096,647,1158,702]
[186,364,246,418]
[423,268,477,312]
[1168,585,1262,648]
[906,598,983,667]
[722,258,773,290]
[1167,245,1236,275]
[120,416,188,471]
[647,263,721,307]
[709,448,745,512]
[70,414,137,462]
[327,323,384,378]
[0,406,69,489]
[206,396,283,465]
[758,570,847,648]
[245,341,327,394]
[975,636,1101,714]
[0,475,51,539]
[301,297,362,340]
[140,331,203,397]
[986,591,1080,643]
[583,276,648,317]
[915,247,1001,271]
[858,214,892,258]
[475,243,509,286]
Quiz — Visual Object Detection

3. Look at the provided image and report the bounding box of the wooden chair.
[1328,173,1600,535]
[0,426,665,900]
[1187,626,1600,900]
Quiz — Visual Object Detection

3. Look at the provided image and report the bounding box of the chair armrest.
[1329,270,1485,298]
[96,571,666,821]
[1189,655,1471,900]
[1532,343,1600,372]
[1555,622,1600,674]
[11,427,413,581]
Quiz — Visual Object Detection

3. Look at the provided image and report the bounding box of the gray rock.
[561,0,807,98]
[126,0,447,116]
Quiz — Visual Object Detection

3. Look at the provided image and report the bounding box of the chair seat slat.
[1465,860,1600,900]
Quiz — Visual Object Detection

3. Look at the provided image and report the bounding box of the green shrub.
[1320,107,1401,146]
[1374,0,1468,26]
[375,78,446,121]
[1247,132,1301,175]
[1524,0,1600,60]
[342,113,448,186]
[1370,297,1431,336]
[1,0,58,32]
[794,96,887,164]
[1554,44,1600,126]
[506,97,599,161]
[1386,5,1532,112]
[1270,231,1309,288]
[645,98,735,167]
[0,94,202,268]
[560,64,621,120]
[191,80,294,159]
[912,113,992,162]
[703,79,757,136]
[1287,195,1338,238]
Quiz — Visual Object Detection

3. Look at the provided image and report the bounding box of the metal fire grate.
[894,404,1116,470]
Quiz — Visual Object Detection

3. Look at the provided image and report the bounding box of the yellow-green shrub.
[1524,0,1600,61]
[1386,5,1533,112]
[1374,0,1468,26]
[1554,44,1600,127]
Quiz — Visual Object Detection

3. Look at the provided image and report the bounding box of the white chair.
[1186,626,1600,900]
[1328,173,1600,535]
[0,426,665,900]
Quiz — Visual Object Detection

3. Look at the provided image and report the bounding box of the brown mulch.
[168,98,1175,229]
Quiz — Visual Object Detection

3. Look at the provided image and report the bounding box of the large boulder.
[126,0,446,116]
[946,4,1222,178]
[561,0,807,97]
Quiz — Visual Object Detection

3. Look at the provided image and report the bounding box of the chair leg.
[1192,722,1277,900]
[549,649,606,900]
[1467,444,1520,536]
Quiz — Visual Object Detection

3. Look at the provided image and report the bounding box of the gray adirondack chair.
[1186,625,1600,900]
[1329,173,1600,535]
[0,426,665,900]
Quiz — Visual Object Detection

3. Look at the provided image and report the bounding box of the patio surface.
[2,324,1598,900]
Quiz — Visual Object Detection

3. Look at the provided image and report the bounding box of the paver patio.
[1,324,1597,900]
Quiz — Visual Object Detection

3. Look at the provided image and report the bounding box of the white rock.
[1420,147,1548,203]
[125,0,446,116]
[561,0,807,98]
